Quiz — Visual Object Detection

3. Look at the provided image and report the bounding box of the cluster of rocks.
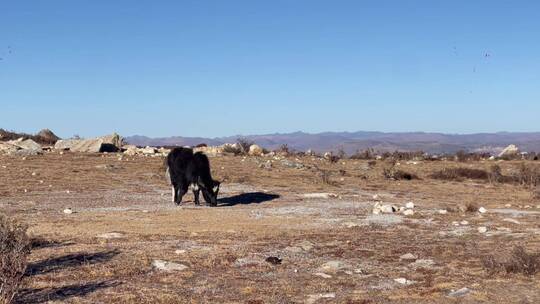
[55,133,124,153]
[0,138,44,156]
[372,200,416,216]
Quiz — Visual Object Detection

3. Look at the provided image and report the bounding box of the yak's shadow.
[218,192,280,207]
[16,280,120,303]
[26,249,120,276]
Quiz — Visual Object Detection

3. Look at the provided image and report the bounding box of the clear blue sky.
[1,1,539,138]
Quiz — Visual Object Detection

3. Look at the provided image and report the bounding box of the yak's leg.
[193,188,200,205]
[171,185,176,203]
[175,183,188,205]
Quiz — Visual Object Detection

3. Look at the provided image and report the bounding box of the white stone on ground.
[152,260,188,272]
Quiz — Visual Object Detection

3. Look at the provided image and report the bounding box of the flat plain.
[1,152,539,303]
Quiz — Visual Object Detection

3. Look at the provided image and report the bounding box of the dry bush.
[350,149,375,160]
[222,145,243,156]
[276,144,290,155]
[465,202,478,212]
[383,162,419,180]
[0,129,59,146]
[483,246,540,276]
[1,214,30,304]
[430,167,488,181]
[512,163,540,188]
[454,151,490,162]
[381,151,425,161]
[236,137,254,155]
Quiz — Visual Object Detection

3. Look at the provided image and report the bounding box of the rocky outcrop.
[248,144,264,156]
[54,133,123,153]
[498,144,520,158]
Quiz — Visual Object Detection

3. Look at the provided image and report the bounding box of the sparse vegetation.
[0,214,30,304]
[350,149,375,160]
[513,163,540,188]
[383,161,419,180]
[430,167,489,181]
[483,246,540,276]
[236,137,254,155]
[0,129,59,145]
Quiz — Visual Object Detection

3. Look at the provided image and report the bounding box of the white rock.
[403,209,414,216]
[504,204,512,207]
[498,144,519,158]
[306,293,336,304]
[175,249,187,255]
[448,287,471,297]
[477,226,488,233]
[313,272,332,279]
[438,209,448,215]
[319,260,347,273]
[478,207,487,214]
[502,218,520,225]
[248,144,264,156]
[399,253,418,261]
[98,232,125,239]
[460,220,469,226]
[405,202,415,209]
[394,278,415,285]
[152,260,188,272]
[63,208,73,214]
[302,193,338,199]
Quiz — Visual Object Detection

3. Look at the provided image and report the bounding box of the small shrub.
[430,167,488,181]
[222,145,242,156]
[276,144,290,155]
[336,148,346,159]
[465,202,478,212]
[482,246,540,276]
[350,149,375,160]
[383,162,419,180]
[1,214,30,304]
[512,163,540,188]
[236,138,254,155]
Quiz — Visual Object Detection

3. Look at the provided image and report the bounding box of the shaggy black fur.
[166,147,220,206]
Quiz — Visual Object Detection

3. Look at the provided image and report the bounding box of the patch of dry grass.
[483,246,540,276]
[430,167,489,181]
[0,214,30,304]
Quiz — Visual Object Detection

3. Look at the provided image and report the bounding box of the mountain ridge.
[125,131,540,154]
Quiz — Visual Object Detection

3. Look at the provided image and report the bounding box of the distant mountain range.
[125,131,540,154]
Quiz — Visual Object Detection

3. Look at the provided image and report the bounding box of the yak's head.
[203,180,221,206]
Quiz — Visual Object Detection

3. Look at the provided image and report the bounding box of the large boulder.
[36,129,60,144]
[194,146,224,157]
[54,133,123,153]
[0,142,19,154]
[8,138,42,152]
[498,144,520,158]
[248,144,264,156]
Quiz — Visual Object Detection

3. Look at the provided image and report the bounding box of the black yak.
[165,147,220,206]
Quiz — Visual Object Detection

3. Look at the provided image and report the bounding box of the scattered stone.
[319,260,347,273]
[175,249,187,255]
[302,193,338,199]
[409,259,435,269]
[285,246,303,253]
[140,146,156,155]
[394,278,415,285]
[505,204,512,207]
[281,159,304,169]
[477,226,488,233]
[399,253,418,261]
[248,144,264,156]
[460,220,469,226]
[313,272,332,279]
[306,293,335,304]
[403,209,414,216]
[234,257,263,267]
[502,218,520,225]
[259,160,272,170]
[152,260,188,272]
[63,208,73,214]
[298,240,314,251]
[372,202,398,214]
[438,209,448,215]
[97,232,125,239]
[405,202,415,209]
[448,287,471,297]
[478,207,487,214]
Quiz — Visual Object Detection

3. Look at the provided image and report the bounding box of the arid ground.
[1,152,539,303]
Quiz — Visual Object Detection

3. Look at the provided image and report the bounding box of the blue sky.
[1,1,539,138]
